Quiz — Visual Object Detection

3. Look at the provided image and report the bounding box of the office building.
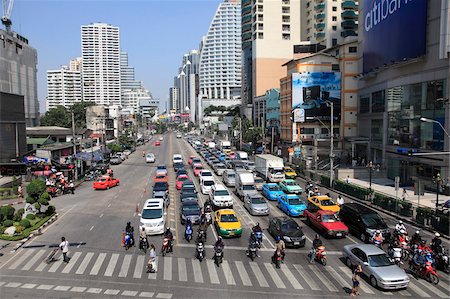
[122,87,152,111]
[199,0,242,118]
[46,65,82,110]
[120,52,141,91]
[69,57,82,72]
[0,29,39,126]
[81,23,121,106]
[169,87,179,112]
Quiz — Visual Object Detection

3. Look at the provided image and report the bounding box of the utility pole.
[71,111,78,180]
[239,117,242,150]
[271,126,274,154]
[329,101,334,188]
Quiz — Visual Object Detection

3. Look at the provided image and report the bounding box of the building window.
[283,16,290,22]
[258,32,264,39]
[282,33,290,40]
[282,7,290,13]
[332,64,340,71]
[372,90,385,113]
[332,38,338,46]
[349,46,357,53]
[258,23,263,30]
[332,16,337,21]
[300,128,314,134]
[332,25,337,31]
[360,96,370,113]
[332,6,337,11]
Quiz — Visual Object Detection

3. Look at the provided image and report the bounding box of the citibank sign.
[365,0,415,32]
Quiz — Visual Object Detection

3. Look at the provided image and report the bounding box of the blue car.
[218,153,227,162]
[278,194,307,217]
[262,183,286,201]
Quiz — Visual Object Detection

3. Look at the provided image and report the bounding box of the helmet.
[400,230,405,234]
[276,235,281,241]
[399,220,403,224]
[415,230,420,234]
[315,234,320,239]
[376,230,381,234]
[435,232,441,237]
[418,249,423,253]
[218,236,222,241]
[256,222,260,227]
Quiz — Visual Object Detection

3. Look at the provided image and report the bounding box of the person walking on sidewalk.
[401,188,408,201]
[59,237,70,263]
[351,265,362,296]
[17,185,23,198]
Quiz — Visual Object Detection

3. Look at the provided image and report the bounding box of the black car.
[153,182,169,194]
[176,169,188,177]
[268,216,306,247]
[180,192,198,203]
[174,162,184,173]
[181,184,197,195]
[339,203,391,243]
[180,201,201,224]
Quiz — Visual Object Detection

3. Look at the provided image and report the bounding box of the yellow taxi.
[214,209,242,238]
[284,167,297,179]
[307,195,340,213]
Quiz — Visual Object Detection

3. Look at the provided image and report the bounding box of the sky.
[11,0,222,113]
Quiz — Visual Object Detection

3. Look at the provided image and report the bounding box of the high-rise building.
[241,0,302,120]
[169,87,179,112]
[0,29,39,126]
[81,23,121,106]
[199,0,242,118]
[46,65,82,110]
[120,52,141,91]
[69,57,82,72]
[122,87,152,111]
[303,0,358,49]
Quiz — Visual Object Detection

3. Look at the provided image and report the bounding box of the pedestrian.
[337,195,344,206]
[17,185,23,198]
[351,264,362,296]
[346,176,350,184]
[59,237,70,263]
[69,180,75,194]
[147,244,157,273]
[401,188,407,201]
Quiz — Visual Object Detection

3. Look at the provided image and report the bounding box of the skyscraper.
[169,87,179,112]
[81,23,121,106]
[198,0,242,118]
[120,52,141,91]
[46,65,82,110]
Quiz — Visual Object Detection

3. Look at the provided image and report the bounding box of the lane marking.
[249,261,269,287]
[8,248,35,269]
[118,254,132,277]
[104,253,119,277]
[192,259,204,283]
[293,264,320,290]
[75,252,94,275]
[264,262,286,288]
[89,225,94,231]
[21,283,37,289]
[222,260,236,285]
[70,286,87,293]
[178,257,187,282]
[325,266,351,289]
[206,259,220,284]
[235,260,252,286]
[99,213,104,218]
[48,258,64,272]
[61,251,81,274]
[163,256,172,281]
[21,249,46,271]
[413,276,448,298]
[280,263,303,290]
[89,253,106,275]
[133,255,145,279]
[407,280,431,297]
[308,264,338,292]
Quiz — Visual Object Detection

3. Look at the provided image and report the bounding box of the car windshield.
[181,193,197,199]
[157,166,166,170]
[177,176,188,182]
[182,205,200,215]
[251,197,265,204]
[142,209,162,219]
[285,168,293,172]
[146,154,154,158]
[247,162,254,166]
[269,185,281,191]
[202,172,212,177]
[154,182,168,189]
[322,214,339,222]
[183,186,195,192]
[281,221,299,231]
[368,254,393,267]
[220,214,238,222]
[203,180,215,186]
[243,185,256,191]
[361,213,386,228]
[320,199,335,206]
[193,159,201,163]
[215,190,229,196]
[288,197,303,205]
[286,181,297,186]
[226,173,235,178]
[269,169,282,174]
[255,178,264,183]
[195,166,203,170]
[97,178,107,182]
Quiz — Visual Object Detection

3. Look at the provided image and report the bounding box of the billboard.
[362,0,427,73]
[292,72,341,123]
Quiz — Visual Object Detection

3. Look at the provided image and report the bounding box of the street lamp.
[367,161,380,193]
[313,100,334,188]
[420,117,450,138]
[433,173,442,214]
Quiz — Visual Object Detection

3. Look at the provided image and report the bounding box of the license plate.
[336,233,342,237]
[294,242,300,245]
[228,231,234,236]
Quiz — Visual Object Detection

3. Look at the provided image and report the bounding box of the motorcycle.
[197,229,207,243]
[161,237,171,256]
[205,212,212,225]
[388,246,402,266]
[124,233,132,251]
[247,242,258,261]
[185,226,193,242]
[214,247,223,267]
[255,231,263,248]
[411,261,439,285]
[309,246,327,266]
[435,246,449,273]
[272,249,282,269]
[196,241,205,262]
[140,237,148,254]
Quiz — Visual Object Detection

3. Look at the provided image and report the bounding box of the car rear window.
[142,209,162,219]
[220,214,238,222]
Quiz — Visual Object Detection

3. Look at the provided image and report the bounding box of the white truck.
[235,171,257,199]
[208,142,216,150]
[235,151,249,162]
[219,141,231,154]
[255,154,285,183]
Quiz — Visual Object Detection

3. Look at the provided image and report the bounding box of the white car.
[159,137,164,141]
[139,198,166,235]
[209,184,233,208]
[172,154,183,165]
[201,178,215,195]
[123,149,131,157]
[146,153,155,163]
[199,170,213,184]
[176,133,182,138]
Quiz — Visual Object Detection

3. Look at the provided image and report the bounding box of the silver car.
[244,193,270,216]
[222,170,236,187]
[342,244,409,290]
[245,161,256,172]
[213,163,227,176]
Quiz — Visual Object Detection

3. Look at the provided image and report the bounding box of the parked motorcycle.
[196,241,205,262]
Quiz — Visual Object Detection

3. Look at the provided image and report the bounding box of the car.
[174,162,184,173]
[284,167,297,179]
[159,137,164,141]
[339,203,391,243]
[173,154,183,165]
[181,181,197,194]
[307,195,340,213]
[304,208,348,238]
[92,162,109,174]
[139,198,166,235]
[180,200,201,224]
[110,155,122,165]
[207,158,218,167]
[191,158,201,166]
[146,153,156,163]
[279,179,302,194]
[209,184,233,209]
[93,176,120,190]
[201,178,215,195]
[153,174,168,183]
[193,164,204,176]
[228,152,236,159]
[213,163,227,176]
[342,244,409,290]
[214,209,242,238]
[278,194,307,217]
[117,152,126,161]
[153,182,169,195]
[188,156,197,165]
[156,165,168,176]
[222,170,236,187]
[155,141,161,146]
[244,193,270,216]
[123,149,131,157]
[224,158,234,169]
[245,161,255,172]
[268,216,306,247]
[176,133,182,138]
[218,153,227,162]
[262,183,286,201]
[254,176,264,191]
[232,161,246,172]
[199,170,213,183]
[180,192,198,203]
[176,175,190,190]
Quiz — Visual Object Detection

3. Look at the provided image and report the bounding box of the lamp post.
[71,111,78,181]
[367,161,375,193]
[314,100,334,188]
[420,117,450,138]
[433,173,441,214]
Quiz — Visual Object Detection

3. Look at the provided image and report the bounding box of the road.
[0,132,449,299]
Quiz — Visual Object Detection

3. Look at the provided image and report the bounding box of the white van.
[139,198,166,235]
[172,154,183,165]
[235,151,249,162]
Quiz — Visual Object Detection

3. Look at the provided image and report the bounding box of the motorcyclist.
[372,230,384,245]
[139,227,148,249]
[142,151,145,157]
[431,232,443,254]
[247,232,259,257]
[418,240,432,253]
[252,223,262,234]
[412,249,426,271]
[164,227,174,253]
[214,236,224,252]
[336,195,344,206]
[125,222,135,246]
[410,230,422,245]
[397,229,408,246]
[310,234,323,262]
[395,220,406,234]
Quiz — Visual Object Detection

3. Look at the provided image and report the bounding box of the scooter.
[255,231,263,248]
[388,246,402,266]
[247,242,258,261]
[205,212,212,225]
[124,233,132,251]
[161,237,171,256]
[308,246,327,266]
[435,246,449,273]
[185,226,193,242]
[140,237,149,254]
[197,229,207,243]
[196,241,205,262]
[411,261,439,285]
[214,247,223,267]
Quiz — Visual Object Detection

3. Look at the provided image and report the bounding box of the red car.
[155,141,161,146]
[176,174,189,189]
[188,156,197,165]
[154,174,168,183]
[304,209,348,238]
[228,152,236,159]
[93,176,120,190]
[193,163,204,176]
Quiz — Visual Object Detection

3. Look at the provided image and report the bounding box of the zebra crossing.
[4,248,450,298]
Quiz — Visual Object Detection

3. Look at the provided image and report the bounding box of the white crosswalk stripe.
[413,277,448,298]
[178,258,187,282]
[34,260,47,272]
[308,265,338,292]
[75,252,94,275]
[407,281,431,298]
[325,266,351,289]
[338,266,375,294]
[104,253,119,277]
[249,261,269,287]
[21,249,46,271]
[280,264,303,290]
[48,258,64,273]
[293,264,320,291]
[264,263,286,288]
[163,256,172,281]
[61,252,81,274]
[9,249,35,270]
[221,260,236,285]
[119,255,132,278]
[234,261,251,286]
[148,257,158,279]
[90,253,106,275]
[133,255,145,279]
[191,259,204,283]
[206,259,220,284]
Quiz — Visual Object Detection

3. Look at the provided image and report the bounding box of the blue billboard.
[362,0,427,73]
[292,72,341,123]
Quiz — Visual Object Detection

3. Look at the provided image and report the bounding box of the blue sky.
[11,0,222,112]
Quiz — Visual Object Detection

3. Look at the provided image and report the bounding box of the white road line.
[35,260,48,272]
[148,257,158,279]
[398,290,412,297]
[86,287,102,294]
[70,286,87,293]
[104,253,119,277]
[221,260,236,285]
[89,226,94,231]
[8,249,35,269]
[206,259,220,284]
[99,214,103,218]
[156,293,173,299]
[249,261,269,287]
[107,204,111,208]
[122,290,138,296]
[133,255,145,279]
[104,289,120,295]
[118,254,132,278]
[5,282,21,288]
[407,281,431,297]
[61,252,81,274]
[163,256,172,281]
[192,259,204,283]
[308,264,338,292]
[264,262,286,288]
[89,253,106,275]
[21,249,46,271]
[48,258,64,273]
[139,292,155,298]
[338,266,374,294]
[54,285,71,291]
[75,252,94,275]
[235,261,252,286]
[280,264,303,289]
[413,277,448,298]
[36,284,54,290]
[178,257,187,282]
[325,266,351,289]
[20,283,37,289]
[293,264,320,291]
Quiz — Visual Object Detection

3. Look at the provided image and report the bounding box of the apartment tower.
[46,65,82,110]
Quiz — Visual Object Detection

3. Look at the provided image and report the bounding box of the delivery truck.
[255,154,285,182]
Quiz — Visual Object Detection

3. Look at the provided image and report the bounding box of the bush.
[0,213,3,223]
[38,197,49,206]
[0,226,5,234]
[20,219,31,229]
[2,219,14,227]
[26,214,36,220]
[26,179,47,201]
[17,208,25,217]
[13,213,21,222]
[40,192,51,202]
[46,205,55,216]
[34,202,41,212]
[0,206,15,220]
[26,196,36,204]
[15,225,24,234]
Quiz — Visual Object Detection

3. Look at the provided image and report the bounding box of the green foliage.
[38,197,49,206]
[2,219,14,227]
[13,213,21,222]
[19,219,31,229]
[26,196,35,204]
[39,192,51,202]
[108,143,122,153]
[34,202,41,212]
[0,226,5,234]
[26,179,46,201]
[40,101,94,129]
[15,225,24,234]
[0,215,51,241]
[46,205,56,216]
[17,208,25,217]
[0,213,3,223]
[0,206,15,220]
[26,214,36,220]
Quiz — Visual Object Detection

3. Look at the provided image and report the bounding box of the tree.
[40,101,94,129]
[71,101,95,128]
[26,179,46,203]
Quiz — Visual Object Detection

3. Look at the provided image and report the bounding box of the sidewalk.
[349,177,450,209]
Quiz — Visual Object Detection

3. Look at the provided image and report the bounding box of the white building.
[169,87,178,111]
[69,57,82,72]
[81,23,121,106]
[46,66,82,110]
[122,88,152,111]
[198,0,242,118]
[120,52,141,91]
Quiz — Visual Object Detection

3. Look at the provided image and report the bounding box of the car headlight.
[283,236,292,242]
[157,220,164,226]
[366,228,375,235]
[301,235,306,240]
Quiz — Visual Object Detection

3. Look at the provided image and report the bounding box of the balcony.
[315,22,325,30]
[242,23,252,33]
[341,20,357,29]
[242,32,252,41]
[242,0,251,7]
[242,14,252,24]
[342,10,358,19]
[315,13,325,20]
[242,6,251,15]
[315,3,325,11]
[315,32,325,39]
[342,0,358,10]
[341,30,358,38]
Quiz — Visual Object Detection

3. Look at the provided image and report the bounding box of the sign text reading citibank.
[365,0,415,32]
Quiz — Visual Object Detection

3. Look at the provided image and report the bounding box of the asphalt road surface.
[0,132,449,299]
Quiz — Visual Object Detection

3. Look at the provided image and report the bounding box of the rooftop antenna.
[2,0,14,33]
